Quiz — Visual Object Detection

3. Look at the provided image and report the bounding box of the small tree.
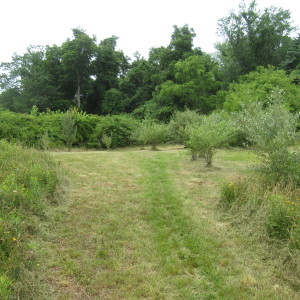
[61,111,77,151]
[187,112,235,166]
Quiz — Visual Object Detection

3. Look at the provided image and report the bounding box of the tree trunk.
[76,70,81,108]
[191,150,197,161]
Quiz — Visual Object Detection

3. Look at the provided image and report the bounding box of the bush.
[0,110,140,150]
[61,111,77,151]
[94,114,139,149]
[101,134,112,149]
[39,131,50,150]
[235,93,299,184]
[132,120,169,150]
[168,109,203,144]
[220,182,239,209]
[187,112,235,166]
[267,196,297,241]
[72,110,99,148]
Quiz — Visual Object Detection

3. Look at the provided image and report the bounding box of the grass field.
[30,146,299,299]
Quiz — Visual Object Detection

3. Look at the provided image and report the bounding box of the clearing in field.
[32,146,299,299]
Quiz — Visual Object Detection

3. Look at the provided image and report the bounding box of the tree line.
[0,0,299,120]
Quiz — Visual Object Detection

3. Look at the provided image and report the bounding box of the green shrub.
[266,196,296,241]
[220,182,239,209]
[101,134,112,149]
[168,109,203,144]
[187,112,235,166]
[0,110,141,150]
[72,111,99,147]
[39,131,50,150]
[132,120,169,150]
[95,114,139,149]
[60,111,77,151]
[235,94,299,184]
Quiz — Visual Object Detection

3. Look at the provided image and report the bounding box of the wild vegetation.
[0,141,64,299]
[0,0,300,298]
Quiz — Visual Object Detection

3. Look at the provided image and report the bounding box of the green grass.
[27,146,299,299]
[0,141,64,299]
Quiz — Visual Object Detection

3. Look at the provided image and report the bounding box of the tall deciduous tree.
[280,35,300,74]
[151,55,220,120]
[0,46,64,112]
[120,56,158,112]
[61,28,96,108]
[217,0,295,82]
[87,36,129,114]
[223,66,300,112]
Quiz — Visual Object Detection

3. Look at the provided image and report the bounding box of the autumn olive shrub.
[132,120,169,150]
[235,95,299,184]
[221,94,300,252]
[168,109,203,145]
[186,112,235,166]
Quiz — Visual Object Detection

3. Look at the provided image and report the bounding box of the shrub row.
[0,109,139,149]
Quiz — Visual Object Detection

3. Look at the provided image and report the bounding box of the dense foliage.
[0,109,138,149]
[235,95,299,184]
[0,1,298,120]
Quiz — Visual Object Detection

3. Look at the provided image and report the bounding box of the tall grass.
[219,175,300,286]
[0,140,64,299]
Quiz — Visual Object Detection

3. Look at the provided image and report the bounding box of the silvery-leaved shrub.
[168,109,203,145]
[132,120,169,150]
[186,112,235,166]
[235,91,299,184]
[101,134,112,150]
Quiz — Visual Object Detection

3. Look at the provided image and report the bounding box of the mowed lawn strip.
[38,151,190,299]
[33,148,299,299]
[138,151,262,299]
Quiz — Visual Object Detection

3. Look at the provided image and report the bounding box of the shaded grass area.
[30,147,299,299]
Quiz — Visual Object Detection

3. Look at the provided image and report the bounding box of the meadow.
[13,145,298,299]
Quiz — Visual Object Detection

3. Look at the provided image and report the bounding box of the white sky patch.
[0,0,299,62]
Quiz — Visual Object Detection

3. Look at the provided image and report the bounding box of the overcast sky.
[1,0,299,63]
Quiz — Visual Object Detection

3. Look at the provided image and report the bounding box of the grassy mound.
[0,141,64,299]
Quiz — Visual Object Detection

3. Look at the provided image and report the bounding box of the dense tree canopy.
[0,1,299,120]
[223,66,300,112]
[217,0,295,82]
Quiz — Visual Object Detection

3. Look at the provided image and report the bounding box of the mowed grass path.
[35,147,299,299]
